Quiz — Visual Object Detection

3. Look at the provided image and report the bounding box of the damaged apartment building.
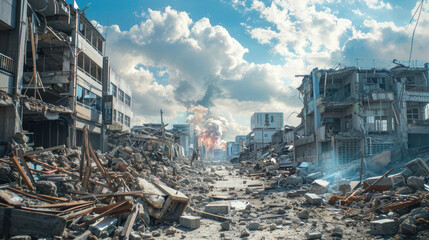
[0,0,132,155]
[294,63,429,165]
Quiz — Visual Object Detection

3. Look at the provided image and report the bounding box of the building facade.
[108,68,133,132]
[294,65,429,165]
[247,112,284,150]
[0,0,133,154]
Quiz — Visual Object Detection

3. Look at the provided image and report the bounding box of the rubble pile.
[0,127,223,239]
[235,144,429,238]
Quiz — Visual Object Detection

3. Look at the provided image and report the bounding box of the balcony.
[76,102,101,124]
[405,85,429,102]
[407,118,429,134]
[0,53,15,74]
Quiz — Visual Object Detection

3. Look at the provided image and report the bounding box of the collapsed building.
[294,64,429,165]
[0,0,133,155]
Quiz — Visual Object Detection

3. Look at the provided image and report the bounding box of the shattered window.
[113,109,117,121]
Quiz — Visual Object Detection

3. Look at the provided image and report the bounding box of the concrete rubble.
[0,128,428,240]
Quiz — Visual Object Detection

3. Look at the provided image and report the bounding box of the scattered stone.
[305,230,322,239]
[205,202,231,215]
[9,236,31,240]
[298,209,310,219]
[331,228,343,237]
[130,231,143,240]
[269,224,276,230]
[240,228,250,237]
[221,221,231,231]
[180,216,200,229]
[400,217,417,235]
[35,180,58,196]
[370,219,399,235]
[309,179,329,194]
[165,227,177,235]
[338,183,351,194]
[247,222,260,230]
[152,230,161,237]
[407,176,425,190]
[304,193,322,205]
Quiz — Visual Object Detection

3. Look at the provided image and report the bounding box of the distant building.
[227,141,239,157]
[172,124,197,156]
[213,149,227,160]
[227,135,247,157]
[247,112,284,150]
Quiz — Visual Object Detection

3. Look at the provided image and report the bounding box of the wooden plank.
[89,144,113,190]
[74,191,144,200]
[363,168,394,193]
[10,155,34,191]
[79,200,132,226]
[16,149,36,187]
[23,145,65,156]
[0,207,66,238]
[120,203,141,240]
[26,157,109,188]
[82,125,91,192]
[142,151,156,175]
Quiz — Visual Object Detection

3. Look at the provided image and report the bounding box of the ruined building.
[0,0,133,155]
[294,64,429,165]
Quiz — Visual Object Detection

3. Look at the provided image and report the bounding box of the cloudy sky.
[74,0,429,141]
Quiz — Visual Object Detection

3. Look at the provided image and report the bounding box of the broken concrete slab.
[304,193,322,205]
[305,230,322,239]
[407,176,425,190]
[180,215,200,229]
[405,158,429,177]
[308,179,329,194]
[204,201,231,215]
[369,219,399,235]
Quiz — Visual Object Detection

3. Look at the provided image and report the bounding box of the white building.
[248,112,284,150]
[108,69,133,131]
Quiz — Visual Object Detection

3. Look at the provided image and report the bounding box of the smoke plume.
[186,105,229,151]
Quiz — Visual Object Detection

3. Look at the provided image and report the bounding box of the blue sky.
[70,0,429,141]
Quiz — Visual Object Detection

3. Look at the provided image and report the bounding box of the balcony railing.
[0,53,15,74]
[406,85,429,92]
[407,118,429,126]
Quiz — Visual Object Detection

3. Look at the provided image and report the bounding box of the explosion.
[186,105,229,151]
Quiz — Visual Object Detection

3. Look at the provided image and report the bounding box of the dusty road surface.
[148,164,374,240]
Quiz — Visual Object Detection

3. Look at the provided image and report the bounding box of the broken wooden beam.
[120,203,142,240]
[10,154,34,191]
